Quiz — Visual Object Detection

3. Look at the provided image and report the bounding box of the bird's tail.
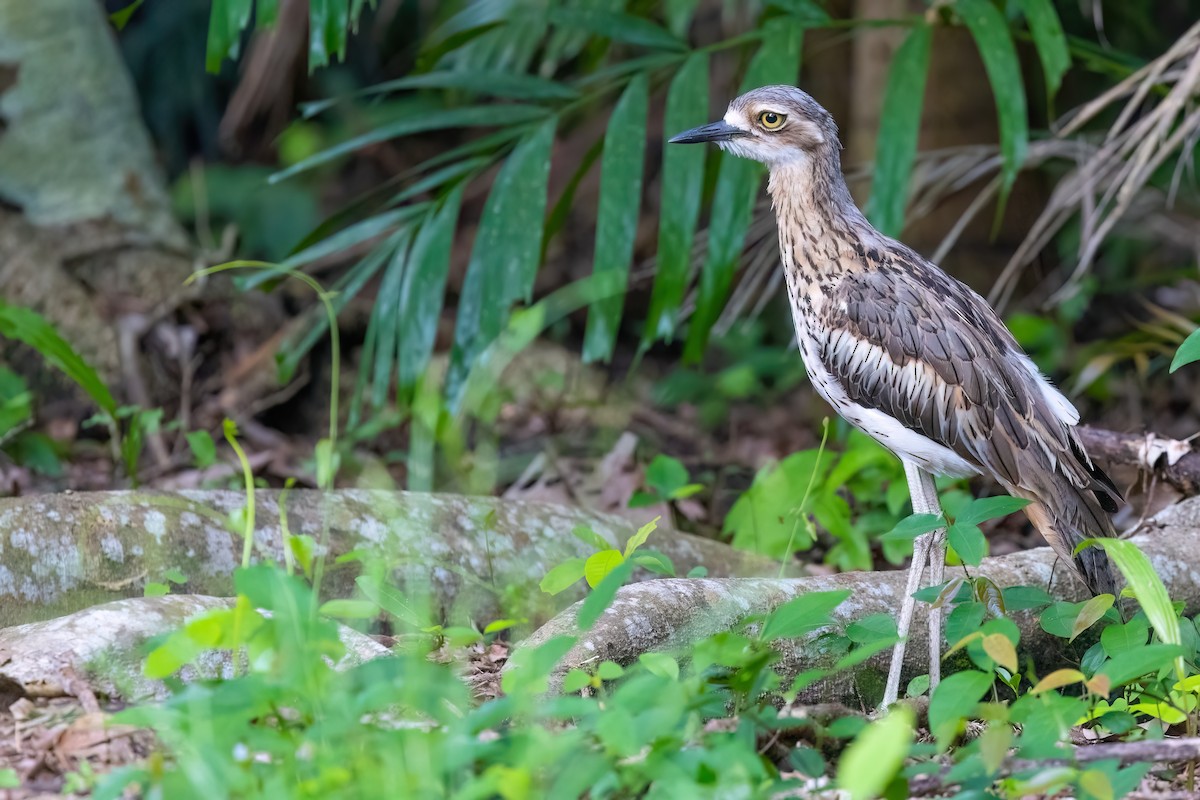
[1016,484,1119,597]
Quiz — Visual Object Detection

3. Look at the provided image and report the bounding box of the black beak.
[668,120,745,144]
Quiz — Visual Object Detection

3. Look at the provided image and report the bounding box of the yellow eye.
[758,111,786,130]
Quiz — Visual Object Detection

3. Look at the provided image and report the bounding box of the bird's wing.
[815,260,1118,509]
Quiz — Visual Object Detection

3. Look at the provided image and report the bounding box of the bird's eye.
[758,111,786,130]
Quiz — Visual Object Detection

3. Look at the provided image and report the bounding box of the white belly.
[797,337,981,479]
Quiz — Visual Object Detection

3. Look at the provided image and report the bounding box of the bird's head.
[668,85,838,167]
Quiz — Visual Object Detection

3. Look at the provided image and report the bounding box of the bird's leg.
[881,463,946,709]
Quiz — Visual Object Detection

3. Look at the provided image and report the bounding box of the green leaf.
[1014,0,1071,98]
[144,582,169,597]
[1040,600,1087,638]
[1002,584,1055,611]
[367,229,414,408]
[846,613,899,644]
[184,430,217,468]
[878,512,943,543]
[572,525,612,551]
[836,705,915,800]
[638,652,679,680]
[577,561,635,630]
[319,599,379,619]
[1085,538,1183,675]
[271,105,549,183]
[447,119,556,404]
[596,660,625,680]
[630,550,675,576]
[928,669,993,742]
[483,618,522,634]
[645,52,708,342]
[546,8,687,51]
[623,516,660,557]
[760,590,850,641]
[0,301,116,416]
[0,769,17,788]
[947,521,987,566]
[956,494,1031,527]
[1101,617,1149,658]
[684,17,801,360]
[865,23,931,237]
[583,74,648,363]
[643,454,690,498]
[1099,644,1186,687]
[396,186,463,392]
[304,71,578,116]
[355,575,429,628]
[1170,327,1200,372]
[1070,594,1114,642]
[206,0,252,72]
[957,0,1028,195]
[540,557,586,595]
[584,549,625,589]
[109,0,145,30]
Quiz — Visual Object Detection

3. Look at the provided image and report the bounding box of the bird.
[669,85,1121,708]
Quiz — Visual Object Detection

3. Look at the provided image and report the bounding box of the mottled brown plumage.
[671,85,1120,597]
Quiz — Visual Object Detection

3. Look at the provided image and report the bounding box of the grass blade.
[684,19,801,361]
[0,302,116,416]
[583,74,649,363]
[447,119,556,405]
[271,105,549,183]
[865,24,931,238]
[398,186,464,393]
[368,230,414,409]
[644,52,708,343]
[1014,0,1071,98]
[957,0,1028,196]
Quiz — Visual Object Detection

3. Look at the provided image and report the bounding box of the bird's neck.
[767,148,879,297]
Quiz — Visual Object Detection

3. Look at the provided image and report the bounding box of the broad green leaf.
[1101,617,1149,658]
[0,301,116,415]
[1085,538,1182,675]
[760,590,850,641]
[630,550,675,576]
[982,632,1018,673]
[865,23,931,237]
[563,668,591,693]
[645,52,708,342]
[623,516,660,558]
[638,652,679,680]
[540,557,586,595]
[271,105,549,183]
[928,669,993,742]
[583,74,648,363]
[483,618,520,635]
[397,186,463,392]
[978,723,1012,774]
[836,705,914,800]
[1040,600,1087,638]
[957,0,1028,195]
[834,637,900,670]
[947,521,987,566]
[878,512,943,543]
[206,0,252,72]
[584,549,625,588]
[1014,0,1071,97]
[1070,594,1114,642]
[354,575,428,627]
[319,599,380,619]
[447,119,556,404]
[310,0,352,68]
[846,613,899,644]
[546,8,687,52]
[572,525,612,551]
[956,494,1031,527]
[643,454,690,499]
[596,661,624,680]
[577,561,635,630]
[0,769,17,788]
[1170,327,1200,372]
[1099,644,1186,687]
[1077,770,1114,800]
[1002,584,1055,611]
[684,18,801,360]
[184,430,216,468]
